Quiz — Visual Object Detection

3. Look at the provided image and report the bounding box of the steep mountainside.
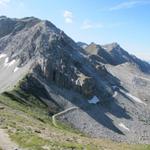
[0,16,150,146]
[102,43,150,73]
[83,42,150,103]
[84,42,150,73]
[77,42,88,49]
[0,16,117,105]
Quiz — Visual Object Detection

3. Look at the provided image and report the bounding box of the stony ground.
[40,74,150,144]
[0,129,22,150]
[0,94,150,150]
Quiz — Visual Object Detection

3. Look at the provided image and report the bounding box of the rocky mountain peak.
[77,41,88,49]
[0,16,115,100]
[0,16,7,19]
[102,42,121,52]
[85,42,100,55]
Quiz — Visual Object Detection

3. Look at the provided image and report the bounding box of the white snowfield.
[4,58,16,67]
[75,79,82,86]
[14,67,19,72]
[0,53,7,59]
[118,123,130,131]
[0,54,19,72]
[119,89,147,106]
[4,57,9,63]
[0,57,33,93]
[88,96,100,104]
[113,91,118,98]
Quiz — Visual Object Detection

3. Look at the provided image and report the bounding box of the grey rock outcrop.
[0,16,113,100]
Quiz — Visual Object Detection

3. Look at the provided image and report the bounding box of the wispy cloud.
[109,0,150,11]
[0,0,10,7]
[63,10,73,24]
[81,20,103,30]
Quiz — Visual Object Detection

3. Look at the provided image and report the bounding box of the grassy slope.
[0,89,150,150]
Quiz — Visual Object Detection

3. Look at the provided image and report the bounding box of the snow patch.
[88,96,99,104]
[112,85,117,90]
[75,78,84,86]
[119,123,130,131]
[76,79,80,85]
[126,93,147,106]
[120,89,147,106]
[13,67,19,72]
[7,60,16,66]
[4,57,9,64]
[112,85,119,91]
[113,91,118,98]
[4,58,16,67]
[0,53,7,59]
[82,45,87,49]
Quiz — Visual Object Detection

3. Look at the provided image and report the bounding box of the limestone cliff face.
[0,16,114,100]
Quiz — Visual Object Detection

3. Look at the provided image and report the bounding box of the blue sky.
[0,0,149,61]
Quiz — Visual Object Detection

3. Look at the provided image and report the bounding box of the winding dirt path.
[52,107,78,127]
[0,129,20,150]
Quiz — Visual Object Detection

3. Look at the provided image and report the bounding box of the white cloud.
[63,10,73,24]
[109,0,150,11]
[64,10,72,18]
[65,17,72,24]
[81,20,103,30]
[0,0,10,6]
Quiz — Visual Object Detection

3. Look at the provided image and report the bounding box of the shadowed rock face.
[0,16,150,144]
[77,42,88,49]
[83,42,150,73]
[102,43,150,73]
[0,16,114,99]
[0,17,16,38]
[85,43,115,65]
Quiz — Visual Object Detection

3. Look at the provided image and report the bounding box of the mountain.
[0,16,114,103]
[83,42,150,73]
[83,42,150,108]
[77,41,88,49]
[0,16,150,149]
[102,42,150,73]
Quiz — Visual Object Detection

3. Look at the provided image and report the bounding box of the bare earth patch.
[0,129,20,150]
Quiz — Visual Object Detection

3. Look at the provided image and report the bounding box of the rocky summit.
[0,16,150,148]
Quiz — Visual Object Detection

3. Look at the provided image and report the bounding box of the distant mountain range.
[77,42,150,73]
